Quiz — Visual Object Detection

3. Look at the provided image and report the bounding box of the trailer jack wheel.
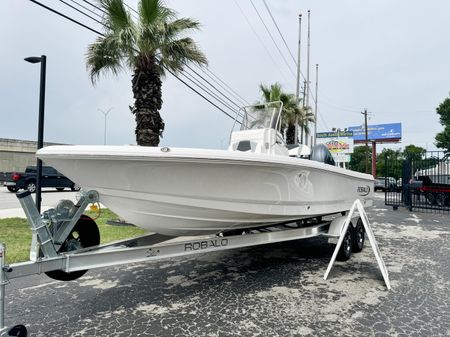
[45,215,100,281]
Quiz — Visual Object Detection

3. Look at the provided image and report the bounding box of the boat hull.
[37,146,374,236]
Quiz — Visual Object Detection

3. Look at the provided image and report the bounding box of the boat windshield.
[240,101,283,131]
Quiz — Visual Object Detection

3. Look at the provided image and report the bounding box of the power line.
[249,0,296,78]
[178,68,242,119]
[173,70,240,121]
[123,2,139,15]
[29,0,103,35]
[185,64,242,111]
[232,0,290,84]
[196,65,250,106]
[67,0,103,19]
[59,0,103,25]
[81,0,106,14]
[261,0,297,66]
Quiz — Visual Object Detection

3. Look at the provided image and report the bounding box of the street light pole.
[98,108,113,145]
[25,55,46,213]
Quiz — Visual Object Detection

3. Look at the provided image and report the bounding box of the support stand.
[324,199,391,290]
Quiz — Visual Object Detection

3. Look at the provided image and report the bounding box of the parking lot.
[0,187,78,217]
[2,192,450,336]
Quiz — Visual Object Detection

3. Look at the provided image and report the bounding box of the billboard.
[348,123,402,142]
[316,134,354,163]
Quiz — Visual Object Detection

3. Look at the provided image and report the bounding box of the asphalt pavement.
[2,192,450,336]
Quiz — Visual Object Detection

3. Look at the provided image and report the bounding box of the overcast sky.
[1,0,449,151]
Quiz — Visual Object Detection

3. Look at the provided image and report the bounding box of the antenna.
[294,13,302,144]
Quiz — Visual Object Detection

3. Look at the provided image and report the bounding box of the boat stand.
[324,199,391,290]
[0,192,389,336]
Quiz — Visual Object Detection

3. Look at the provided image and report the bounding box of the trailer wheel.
[436,193,447,207]
[336,225,353,261]
[352,218,365,253]
[45,215,100,281]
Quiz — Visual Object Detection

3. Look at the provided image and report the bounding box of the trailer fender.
[324,214,359,243]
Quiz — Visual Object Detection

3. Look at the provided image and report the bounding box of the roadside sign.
[348,123,401,142]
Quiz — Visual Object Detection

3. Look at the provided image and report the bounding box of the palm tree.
[86,0,207,146]
[296,106,315,145]
[258,83,314,144]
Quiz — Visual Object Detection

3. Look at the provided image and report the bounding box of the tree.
[435,95,450,151]
[402,144,426,161]
[376,148,402,178]
[258,83,314,144]
[349,146,372,173]
[86,0,207,146]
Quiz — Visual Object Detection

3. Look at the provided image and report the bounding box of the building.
[0,138,62,172]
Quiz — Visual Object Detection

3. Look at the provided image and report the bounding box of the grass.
[0,208,146,264]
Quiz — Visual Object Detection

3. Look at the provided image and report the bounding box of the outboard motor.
[310,144,335,166]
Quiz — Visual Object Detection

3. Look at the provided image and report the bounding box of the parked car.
[374,177,398,192]
[1,166,80,193]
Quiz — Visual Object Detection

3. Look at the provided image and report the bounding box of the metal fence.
[384,151,450,214]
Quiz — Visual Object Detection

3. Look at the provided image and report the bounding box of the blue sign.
[348,123,402,141]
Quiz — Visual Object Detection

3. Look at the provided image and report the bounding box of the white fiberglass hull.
[37,146,374,236]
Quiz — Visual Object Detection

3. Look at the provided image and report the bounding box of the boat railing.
[228,101,284,147]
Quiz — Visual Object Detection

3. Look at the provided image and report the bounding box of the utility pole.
[294,13,302,144]
[362,109,369,173]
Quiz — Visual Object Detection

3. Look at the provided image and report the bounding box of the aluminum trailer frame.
[0,191,389,336]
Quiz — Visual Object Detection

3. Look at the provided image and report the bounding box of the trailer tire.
[352,218,365,253]
[45,215,100,281]
[336,225,353,261]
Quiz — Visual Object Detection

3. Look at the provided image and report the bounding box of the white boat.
[37,102,374,236]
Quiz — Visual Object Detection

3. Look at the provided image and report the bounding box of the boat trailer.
[0,191,390,336]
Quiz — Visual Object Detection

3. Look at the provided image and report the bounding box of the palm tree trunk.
[286,124,296,144]
[131,56,164,146]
